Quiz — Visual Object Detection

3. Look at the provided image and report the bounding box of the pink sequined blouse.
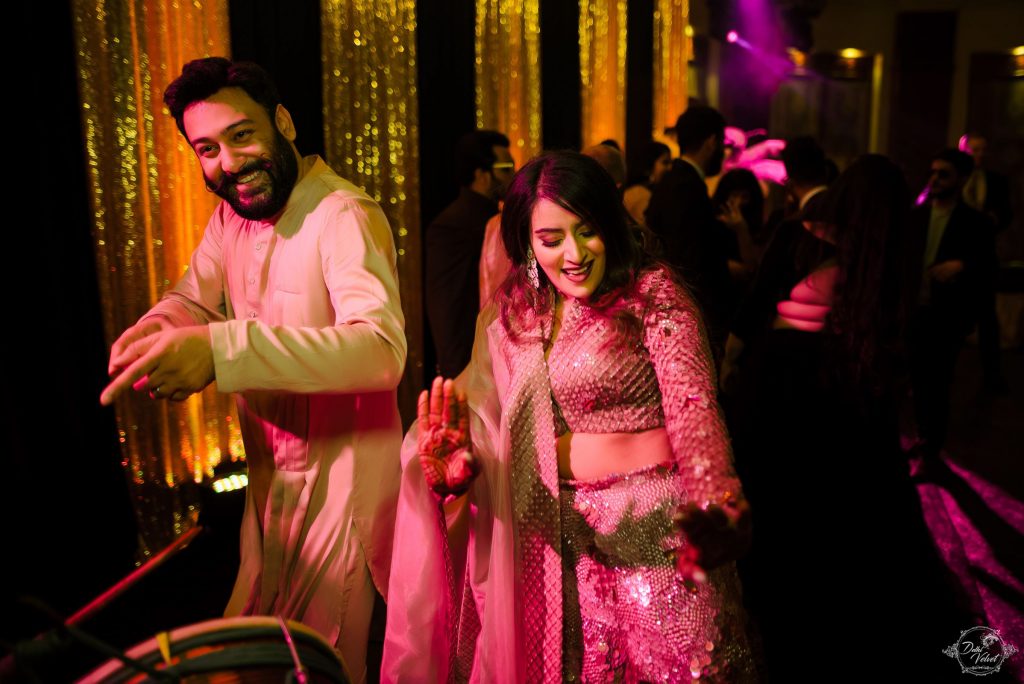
[547,266,741,508]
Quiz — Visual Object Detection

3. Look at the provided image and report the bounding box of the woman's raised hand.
[716,193,747,231]
[417,376,478,498]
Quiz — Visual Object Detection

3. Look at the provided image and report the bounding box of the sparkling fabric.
[321,0,424,418]
[475,0,542,167]
[580,0,628,146]
[654,0,691,142]
[547,297,664,434]
[551,268,741,509]
[384,269,750,681]
[72,0,240,554]
[498,323,565,684]
[560,464,755,683]
[503,267,746,680]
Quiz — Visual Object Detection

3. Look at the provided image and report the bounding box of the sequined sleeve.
[640,268,743,508]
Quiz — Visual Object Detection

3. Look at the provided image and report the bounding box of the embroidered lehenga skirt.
[559,464,756,683]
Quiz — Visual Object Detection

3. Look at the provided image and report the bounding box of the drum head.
[79,616,349,683]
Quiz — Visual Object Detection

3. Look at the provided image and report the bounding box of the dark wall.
[540,1,582,151]
[229,2,325,158]
[889,11,957,192]
[626,0,655,176]
[416,0,478,379]
[3,2,137,649]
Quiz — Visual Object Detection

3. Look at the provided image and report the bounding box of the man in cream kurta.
[101,58,405,682]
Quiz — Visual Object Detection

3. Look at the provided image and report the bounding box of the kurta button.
[249,311,257,318]
[255,243,263,251]
[249,278,255,284]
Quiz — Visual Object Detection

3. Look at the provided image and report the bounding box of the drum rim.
[78,616,345,683]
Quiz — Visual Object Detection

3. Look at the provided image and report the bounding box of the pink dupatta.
[383,308,564,683]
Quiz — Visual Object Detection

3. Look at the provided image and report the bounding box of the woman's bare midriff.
[557,427,674,480]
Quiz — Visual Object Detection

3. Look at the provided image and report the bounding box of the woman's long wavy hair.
[823,154,913,396]
[496,151,654,342]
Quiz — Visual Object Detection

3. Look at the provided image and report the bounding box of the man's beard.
[206,130,300,220]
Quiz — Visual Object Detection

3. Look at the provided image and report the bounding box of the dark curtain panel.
[416,0,478,383]
[416,0,478,227]
[229,1,325,158]
[889,11,957,192]
[626,0,655,176]
[540,1,582,151]
[4,1,137,652]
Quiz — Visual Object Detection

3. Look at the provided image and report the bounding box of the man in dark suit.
[756,135,831,254]
[645,105,732,354]
[962,132,1013,392]
[425,130,512,378]
[909,148,988,459]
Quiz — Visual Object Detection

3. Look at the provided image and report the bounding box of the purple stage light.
[726,30,739,44]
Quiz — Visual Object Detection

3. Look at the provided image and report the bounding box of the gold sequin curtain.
[580,0,628,148]
[321,0,423,419]
[73,0,241,556]
[653,0,690,145]
[475,0,542,166]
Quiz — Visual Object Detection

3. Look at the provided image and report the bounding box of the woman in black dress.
[723,154,967,681]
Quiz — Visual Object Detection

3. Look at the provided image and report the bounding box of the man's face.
[927,160,961,201]
[183,87,299,220]
[966,136,987,167]
[490,146,515,200]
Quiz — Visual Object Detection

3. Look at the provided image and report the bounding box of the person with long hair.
[711,167,764,288]
[384,151,755,682]
[725,154,965,679]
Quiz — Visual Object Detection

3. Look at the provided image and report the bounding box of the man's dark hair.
[673,105,726,154]
[933,148,974,180]
[782,136,827,186]
[163,57,281,140]
[455,130,511,187]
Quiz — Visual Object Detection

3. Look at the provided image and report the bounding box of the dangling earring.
[526,246,540,289]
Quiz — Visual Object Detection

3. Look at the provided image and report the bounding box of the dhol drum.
[79,616,349,683]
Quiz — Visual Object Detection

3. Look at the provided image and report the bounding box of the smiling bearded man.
[100,57,406,682]
[200,119,299,220]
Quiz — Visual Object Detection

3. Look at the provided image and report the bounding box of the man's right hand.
[108,318,173,376]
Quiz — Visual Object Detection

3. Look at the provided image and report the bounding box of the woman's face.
[529,198,606,301]
[650,152,672,185]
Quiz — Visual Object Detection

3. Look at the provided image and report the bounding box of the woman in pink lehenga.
[383,151,756,683]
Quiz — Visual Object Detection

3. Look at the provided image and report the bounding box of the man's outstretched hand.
[101,324,215,405]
